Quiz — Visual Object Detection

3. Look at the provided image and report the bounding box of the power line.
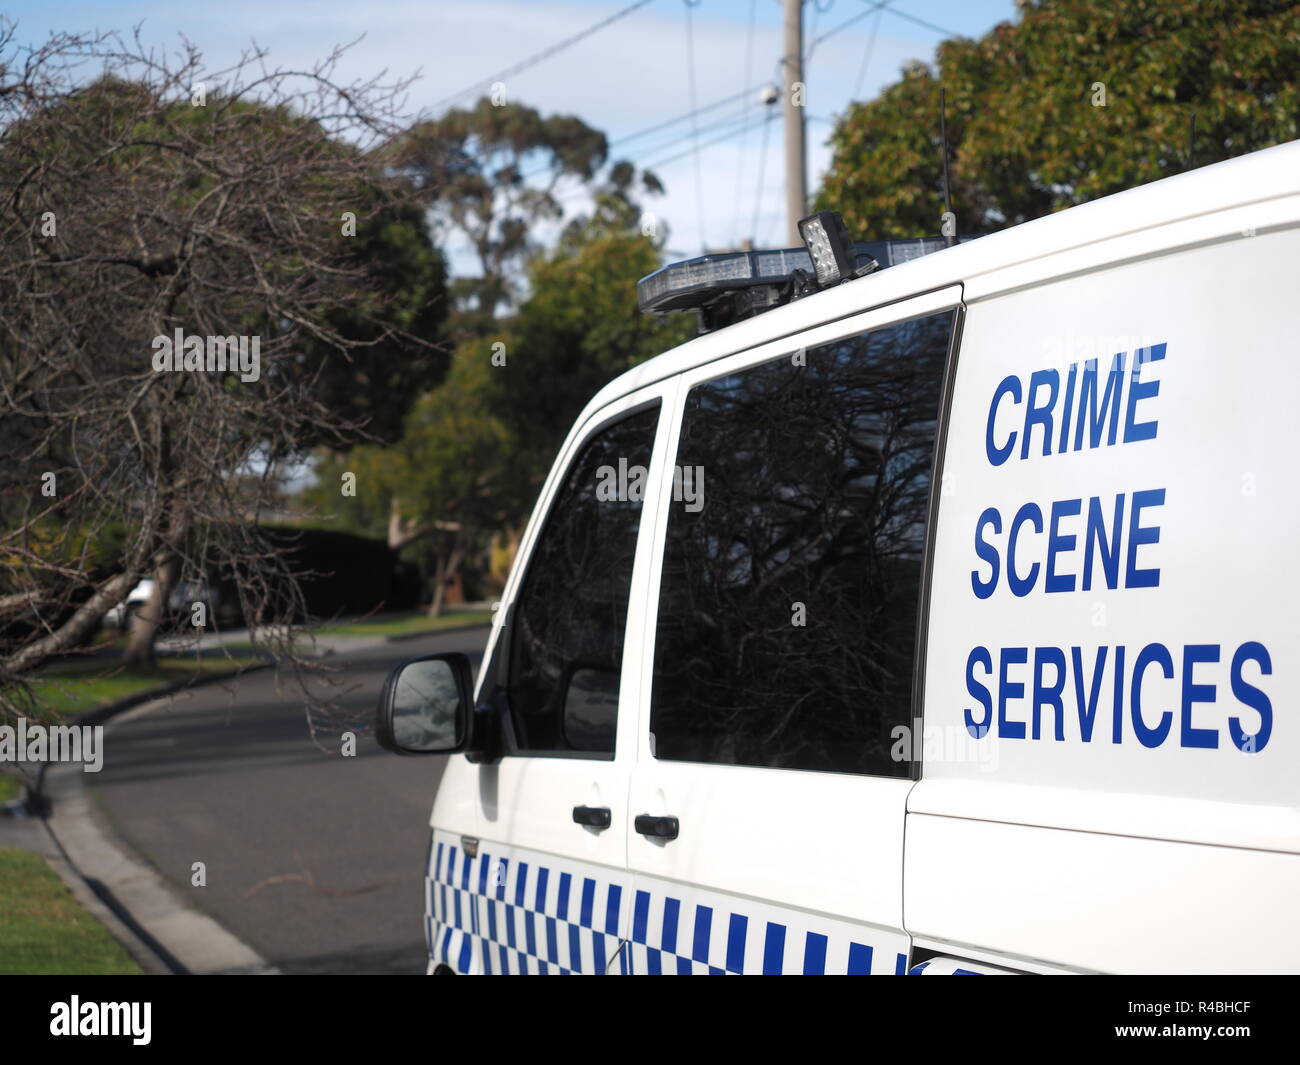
[853,2,885,99]
[549,100,759,210]
[870,0,959,39]
[640,109,762,172]
[683,0,707,250]
[807,0,891,61]
[638,102,755,161]
[552,96,757,203]
[732,0,760,245]
[807,0,824,52]
[751,106,777,244]
[611,86,760,148]
[433,0,657,112]
[557,101,757,194]
[549,106,753,204]
[522,85,759,179]
[809,1,959,63]
[516,85,763,185]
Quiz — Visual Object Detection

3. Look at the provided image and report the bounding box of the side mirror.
[376,653,474,755]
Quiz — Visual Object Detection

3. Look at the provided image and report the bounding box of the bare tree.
[0,24,446,723]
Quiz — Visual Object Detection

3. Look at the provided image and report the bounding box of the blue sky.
[4,1,1019,269]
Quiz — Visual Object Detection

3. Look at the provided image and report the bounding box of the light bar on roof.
[637,235,977,326]
[637,248,796,315]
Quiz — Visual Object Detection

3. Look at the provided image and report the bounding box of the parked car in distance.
[102,578,227,632]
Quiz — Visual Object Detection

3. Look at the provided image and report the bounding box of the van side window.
[507,403,660,755]
[649,311,955,775]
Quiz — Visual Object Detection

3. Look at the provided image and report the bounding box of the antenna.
[1187,109,1197,171]
[940,86,955,248]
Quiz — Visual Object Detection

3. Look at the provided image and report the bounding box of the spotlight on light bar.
[797,210,857,288]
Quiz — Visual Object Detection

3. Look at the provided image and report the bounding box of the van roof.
[580,138,1300,426]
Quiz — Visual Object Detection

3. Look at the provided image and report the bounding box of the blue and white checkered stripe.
[627,875,909,975]
[426,830,910,975]
[426,832,629,975]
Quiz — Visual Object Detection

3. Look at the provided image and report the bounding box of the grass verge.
[320,608,492,638]
[0,773,20,802]
[0,847,143,974]
[26,653,265,718]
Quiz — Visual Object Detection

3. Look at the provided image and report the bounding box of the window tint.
[649,311,955,775]
[508,404,660,754]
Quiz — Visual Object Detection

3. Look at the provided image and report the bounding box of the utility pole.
[782,0,807,245]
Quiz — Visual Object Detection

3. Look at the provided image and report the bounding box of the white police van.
[378,139,1300,975]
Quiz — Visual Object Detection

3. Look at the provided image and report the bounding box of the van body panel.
[917,226,1300,832]
[907,778,1300,856]
[906,813,1300,974]
[907,209,1300,972]
[429,756,478,839]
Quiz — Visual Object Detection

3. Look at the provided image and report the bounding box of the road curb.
[42,848,175,975]
[36,662,281,975]
[71,659,278,729]
[386,620,492,643]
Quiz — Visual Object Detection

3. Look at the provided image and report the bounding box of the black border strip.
[908,294,968,781]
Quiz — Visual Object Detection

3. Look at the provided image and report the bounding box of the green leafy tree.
[393,99,665,331]
[310,343,523,615]
[310,112,678,607]
[325,215,694,605]
[304,194,449,447]
[818,0,1300,239]
[490,225,695,483]
[393,98,608,321]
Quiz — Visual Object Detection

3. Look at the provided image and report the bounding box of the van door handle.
[572,805,612,829]
[634,814,679,840]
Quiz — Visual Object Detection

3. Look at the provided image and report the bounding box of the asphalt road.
[87,627,490,975]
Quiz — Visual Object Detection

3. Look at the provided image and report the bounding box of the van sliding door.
[625,287,963,974]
